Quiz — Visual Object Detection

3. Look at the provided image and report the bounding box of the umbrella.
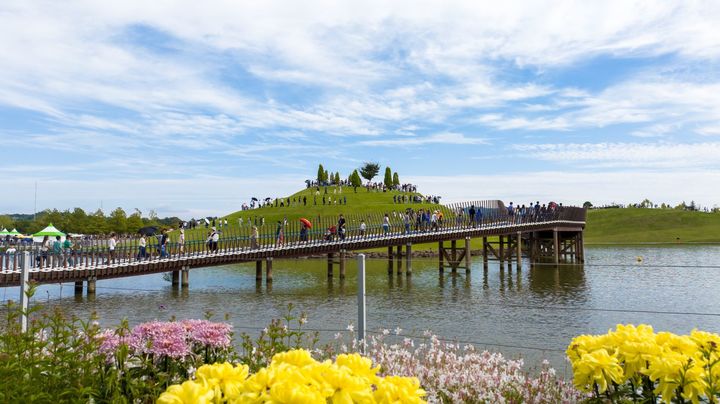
[138,226,158,236]
[299,218,312,228]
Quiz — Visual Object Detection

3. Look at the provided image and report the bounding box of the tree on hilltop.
[349,170,362,191]
[383,167,393,188]
[360,162,380,184]
[317,164,325,183]
[392,172,400,187]
[583,201,593,209]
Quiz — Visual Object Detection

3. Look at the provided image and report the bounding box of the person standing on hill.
[303,196,307,206]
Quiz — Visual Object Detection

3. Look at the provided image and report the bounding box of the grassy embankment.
[181,186,720,247]
[585,208,720,244]
[178,186,454,251]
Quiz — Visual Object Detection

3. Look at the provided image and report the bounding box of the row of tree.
[0,208,181,235]
[585,199,718,212]
[317,163,401,189]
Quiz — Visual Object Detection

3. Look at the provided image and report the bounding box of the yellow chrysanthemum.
[374,375,426,404]
[572,349,624,393]
[157,380,214,404]
[271,348,317,367]
[196,362,249,400]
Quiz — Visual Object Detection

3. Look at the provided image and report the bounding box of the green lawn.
[585,208,720,244]
[177,186,720,247]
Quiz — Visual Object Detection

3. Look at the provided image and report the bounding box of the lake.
[2,245,719,376]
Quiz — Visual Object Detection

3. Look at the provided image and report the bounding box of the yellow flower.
[572,349,624,393]
[271,349,317,367]
[157,380,214,404]
[373,375,426,404]
[196,362,249,401]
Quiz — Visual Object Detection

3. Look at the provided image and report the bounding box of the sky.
[1,0,719,218]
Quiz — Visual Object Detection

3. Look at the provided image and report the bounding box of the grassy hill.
[180,185,720,246]
[585,208,720,244]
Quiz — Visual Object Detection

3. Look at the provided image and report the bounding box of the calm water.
[3,245,720,376]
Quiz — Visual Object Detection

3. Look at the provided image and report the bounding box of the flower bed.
[158,349,426,403]
[567,324,720,402]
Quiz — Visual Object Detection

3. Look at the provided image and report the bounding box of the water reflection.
[2,246,719,376]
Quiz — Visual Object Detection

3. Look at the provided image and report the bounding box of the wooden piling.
[255,260,262,281]
[516,232,522,269]
[405,243,412,275]
[465,236,471,273]
[339,250,346,279]
[265,257,273,283]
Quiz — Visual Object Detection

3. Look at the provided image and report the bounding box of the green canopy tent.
[8,228,22,236]
[32,224,65,242]
[0,228,9,236]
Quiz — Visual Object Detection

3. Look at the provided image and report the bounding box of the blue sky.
[1,1,720,218]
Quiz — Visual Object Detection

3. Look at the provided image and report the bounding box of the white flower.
[382,329,390,336]
[334,332,343,340]
[346,324,355,332]
[394,327,402,335]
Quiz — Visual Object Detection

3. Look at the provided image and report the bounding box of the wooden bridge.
[0,200,586,293]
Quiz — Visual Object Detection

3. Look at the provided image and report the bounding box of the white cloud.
[359,132,487,147]
[513,142,720,169]
[408,170,720,208]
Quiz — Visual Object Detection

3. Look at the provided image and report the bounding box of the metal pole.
[20,252,30,332]
[357,254,366,349]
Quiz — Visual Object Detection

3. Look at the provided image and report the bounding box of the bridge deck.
[0,216,584,287]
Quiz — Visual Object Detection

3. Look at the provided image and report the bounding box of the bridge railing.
[0,201,585,272]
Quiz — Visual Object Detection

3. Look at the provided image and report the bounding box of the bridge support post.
[516,232,522,269]
[499,236,505,265]
[181,267,189,288]
[553,230,559,265]
[172,270,180,287]
[265,258,273,283]
[327,253,334,278]
[578,232,585,263]
[450,240,457,273]
[482,237,488,270]
[465,237,471,274]
[74,281,83,295]
[387,246,394,274]
[255,261,262,281]
[405,243,412,275]
[339,250,346,279]
[87,277,96,294]
[438,241,444,273]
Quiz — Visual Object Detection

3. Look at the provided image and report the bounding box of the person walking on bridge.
[250,225,259,248]
[338,214,347,240]
[382,213,390,234]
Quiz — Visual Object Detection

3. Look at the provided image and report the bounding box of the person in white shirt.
[138,235,147,259]
[108,233,117,263]
[359,220,367,237]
